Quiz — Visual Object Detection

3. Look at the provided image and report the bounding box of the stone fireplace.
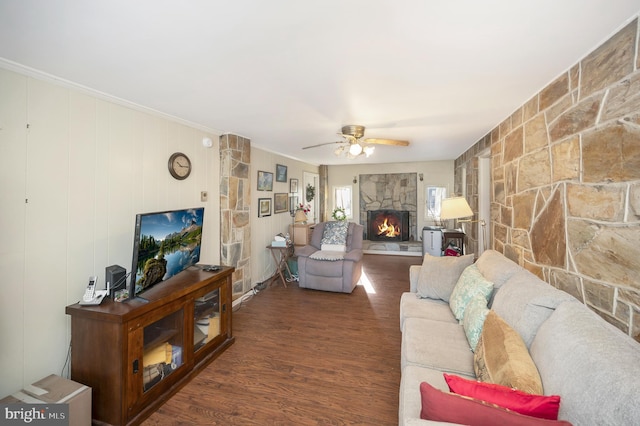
[367,210,410,241]
[359,173,417,240]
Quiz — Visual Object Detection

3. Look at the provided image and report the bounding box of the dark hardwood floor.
[144,254,422,425]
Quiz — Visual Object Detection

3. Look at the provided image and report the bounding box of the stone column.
[319,165,328,222]
[220,134,251,297]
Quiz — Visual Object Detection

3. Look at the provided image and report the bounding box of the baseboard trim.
[232,289,255,308]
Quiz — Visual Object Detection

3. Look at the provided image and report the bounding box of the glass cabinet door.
[142,308,184,392]
[193,288,221,352]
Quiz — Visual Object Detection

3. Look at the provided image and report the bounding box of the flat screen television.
[128,207,204,301]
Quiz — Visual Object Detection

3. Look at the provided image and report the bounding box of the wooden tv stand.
[66,266,235,426]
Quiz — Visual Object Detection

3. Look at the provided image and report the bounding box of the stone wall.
[359,173,418,240]
[455,19,640,341]
[220,134,252,297]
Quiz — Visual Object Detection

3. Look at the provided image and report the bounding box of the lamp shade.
[294,210,307,223]
[440,197,473,220]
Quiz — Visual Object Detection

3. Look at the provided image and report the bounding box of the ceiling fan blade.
[302,141,343,150]
[363,138,410,146]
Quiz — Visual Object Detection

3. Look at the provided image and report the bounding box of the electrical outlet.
[201,191,208,202]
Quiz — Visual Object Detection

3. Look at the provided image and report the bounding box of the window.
[334,186,352,218]
[426,186,447,220]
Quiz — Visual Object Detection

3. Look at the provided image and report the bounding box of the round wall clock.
[168,152,192,180]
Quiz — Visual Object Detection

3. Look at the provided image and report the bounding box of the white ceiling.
[1,1,639,165]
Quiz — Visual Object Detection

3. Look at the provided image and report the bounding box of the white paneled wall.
[0,68,220,397]
[250,148,319,286]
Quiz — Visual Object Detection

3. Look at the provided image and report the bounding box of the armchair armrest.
[295,245,318,258]
[343,249,363,262]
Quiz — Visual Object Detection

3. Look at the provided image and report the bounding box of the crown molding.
[0,57,223,135]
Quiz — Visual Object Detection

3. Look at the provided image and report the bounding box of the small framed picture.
[289,178,298,193]
[257,170,273,191]
[289,195,299,214]
[258,198,271,217]
[274,193,288,213]
[276,164,287,182]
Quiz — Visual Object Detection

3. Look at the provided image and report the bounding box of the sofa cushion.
[321,221,348,245]
[475,249,522,291]
[491,269,574,348]
[416,253,474,301]
[399,292,458,332]
[444,373,561,420]
[474,311,543,395]
[419,382,572,426]
[462,295,490,351]
[304,257,344,277]
[401,317,475,377]
[449,264,494,321]
[530,300,640,425]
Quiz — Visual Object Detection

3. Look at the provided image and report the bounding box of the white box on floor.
[0,375,91,426]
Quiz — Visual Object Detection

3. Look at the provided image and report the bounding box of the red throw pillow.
[444,373,561,420]
[419,382,572,426]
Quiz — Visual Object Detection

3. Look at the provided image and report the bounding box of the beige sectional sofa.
[399,249,640,425]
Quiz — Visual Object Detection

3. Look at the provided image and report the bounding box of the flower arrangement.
[297,203,311,213]
[332,207,347,221]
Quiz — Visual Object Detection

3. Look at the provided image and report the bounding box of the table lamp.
[440,196,487,250]
[294,209,307,224]
[440,196,473,227]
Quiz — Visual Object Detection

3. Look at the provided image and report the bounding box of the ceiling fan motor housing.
[341,125,366,139]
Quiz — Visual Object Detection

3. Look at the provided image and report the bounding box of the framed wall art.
[274,192,288,213]
[289,178,298,193]
[276,164,287,182]
[257,170,273,191]
[258,198,271,217]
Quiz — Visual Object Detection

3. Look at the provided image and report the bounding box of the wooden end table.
[266,244,294,287]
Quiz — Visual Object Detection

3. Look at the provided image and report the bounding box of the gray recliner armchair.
[296,221,364,293]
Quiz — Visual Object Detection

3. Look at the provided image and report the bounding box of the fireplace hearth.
[367,210,410,241]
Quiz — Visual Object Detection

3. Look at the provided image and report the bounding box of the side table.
[289,223,315,246]
[266,244,294,287]
[442,229,466,255]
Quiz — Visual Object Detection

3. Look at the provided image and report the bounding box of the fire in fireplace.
[367,210,410,241]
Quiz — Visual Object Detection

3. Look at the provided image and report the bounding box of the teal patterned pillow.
[449,264,494,321]
[321,221,348,245]
[462,295,490,351]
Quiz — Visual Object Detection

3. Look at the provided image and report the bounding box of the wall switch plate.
[201,191,208,202]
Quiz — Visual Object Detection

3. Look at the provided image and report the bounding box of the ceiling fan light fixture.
[349,143,363,156]
[302,124,408,160]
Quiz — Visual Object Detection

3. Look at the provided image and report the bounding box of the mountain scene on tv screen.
[135,209,203,291]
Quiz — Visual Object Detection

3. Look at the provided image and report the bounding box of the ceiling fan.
[302,125,410,159]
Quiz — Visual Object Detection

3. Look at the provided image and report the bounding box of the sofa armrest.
[409,265,421,293]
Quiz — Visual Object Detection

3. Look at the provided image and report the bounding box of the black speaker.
[105,265,126,296]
